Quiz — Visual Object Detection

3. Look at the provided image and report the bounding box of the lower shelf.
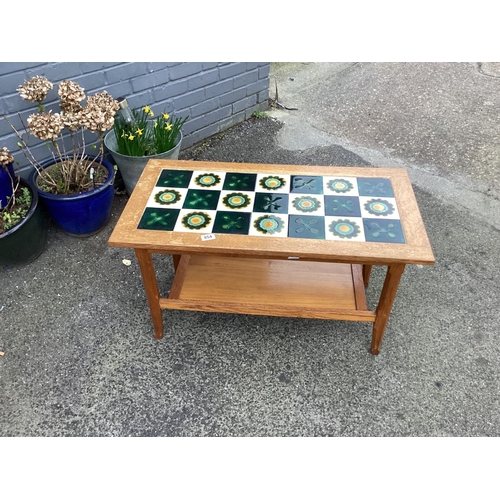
[161,255,376,322]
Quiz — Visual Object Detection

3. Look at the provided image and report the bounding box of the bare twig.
[268,77,298,111]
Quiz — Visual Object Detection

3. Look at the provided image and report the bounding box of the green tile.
[138,208,179,231]
[253,192,289,213]
[222,172,257,191]
[213,211,251,234]
[156,169,193,188]
[183,189,220,210]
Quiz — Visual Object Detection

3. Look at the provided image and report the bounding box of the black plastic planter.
[0,178,47,267]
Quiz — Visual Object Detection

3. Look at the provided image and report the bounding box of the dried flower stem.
[4,77,119,195]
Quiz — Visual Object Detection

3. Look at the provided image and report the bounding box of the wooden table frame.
[109,160,434,355]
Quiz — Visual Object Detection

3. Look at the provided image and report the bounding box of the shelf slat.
[163,255,375,322]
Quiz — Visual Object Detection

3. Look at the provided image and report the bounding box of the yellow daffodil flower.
[163,113,170,120]
[143,105,151,114]
[128,133,135,140]
[136,128,144,136]
[121,131,128,138]
[165,123,173,131]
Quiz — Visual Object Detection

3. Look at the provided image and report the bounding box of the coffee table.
[108,160,434,354]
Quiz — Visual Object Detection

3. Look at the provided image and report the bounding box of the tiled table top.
[109,161,435,265]
[137,169,406,243]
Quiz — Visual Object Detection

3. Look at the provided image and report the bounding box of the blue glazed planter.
[0,163,15,210]
[29,156,115,237]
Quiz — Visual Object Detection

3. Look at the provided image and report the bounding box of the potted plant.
[5,76,120,237]
[0,147,47,266]
[104,99,188,195]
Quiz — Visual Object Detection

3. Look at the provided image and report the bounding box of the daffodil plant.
[113,105,188,157]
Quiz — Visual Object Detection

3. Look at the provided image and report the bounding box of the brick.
[219,111,246,132]
[80,62,121,73]
[203,106,232,126]
[202,62,218,70]
[172,89,204,110]
[152,68,170,85]
[258,88,270,103]
[219,62,247,80]
[75,71,107,93]
[183,106,231,134]
[0,73,25,98]
[219,87,247,107]
[131,74,156,93]
[189,97,220,118]
[182,114,205,135]
[188,69,219,91]
[233,69,258,89]
[259,65,270,79]
[105,63,150,84]
[99,81,134,102]
[27,62,82,82]
[205,79,233,99]
[147,62,172,72]
[233,94,257,114]
[154,80,189,101]
[169,63,203,80]
[0,62,45,76]
[246,79,269,97]
[190,122,221,146]
[125,89,155,109]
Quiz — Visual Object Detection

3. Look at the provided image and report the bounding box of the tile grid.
[137,169,406,243]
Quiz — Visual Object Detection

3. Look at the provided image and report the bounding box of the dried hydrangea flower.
[58,80,86,112]
[0,147,14,166]
[81,91,120,132]
[27,112,64,141]
[17,76,53,103]
[61,105,84,131]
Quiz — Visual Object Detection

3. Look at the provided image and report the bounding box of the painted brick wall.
[0,62,270,176]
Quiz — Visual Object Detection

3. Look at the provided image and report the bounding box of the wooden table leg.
[135,248,164,339]
[371,263,406,355]
[363,265,373,287]
[172,254,181,272]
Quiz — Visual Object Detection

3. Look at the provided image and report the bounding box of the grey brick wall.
[0,62,270,176]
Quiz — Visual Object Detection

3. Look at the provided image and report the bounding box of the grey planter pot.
[104,130,182,195]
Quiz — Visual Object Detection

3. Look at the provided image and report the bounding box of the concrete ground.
[1,62,499,436]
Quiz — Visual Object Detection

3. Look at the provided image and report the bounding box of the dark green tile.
[156,169,193,188]
[138,208,179,231]
[213,211,251,234]
[253,192,289,213]
[182,189,220,210]
[222,172,257,191]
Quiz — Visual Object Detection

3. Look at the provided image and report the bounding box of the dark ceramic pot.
[29,156,115,237]
[0,177,47,267]
[0,163,15,210]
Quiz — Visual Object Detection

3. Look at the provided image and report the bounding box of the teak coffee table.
[108,160,434,354]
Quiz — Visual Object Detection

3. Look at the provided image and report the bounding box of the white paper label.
[201,234,216,241]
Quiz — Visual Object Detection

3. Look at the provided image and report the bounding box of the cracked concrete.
[268,62,500,230]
